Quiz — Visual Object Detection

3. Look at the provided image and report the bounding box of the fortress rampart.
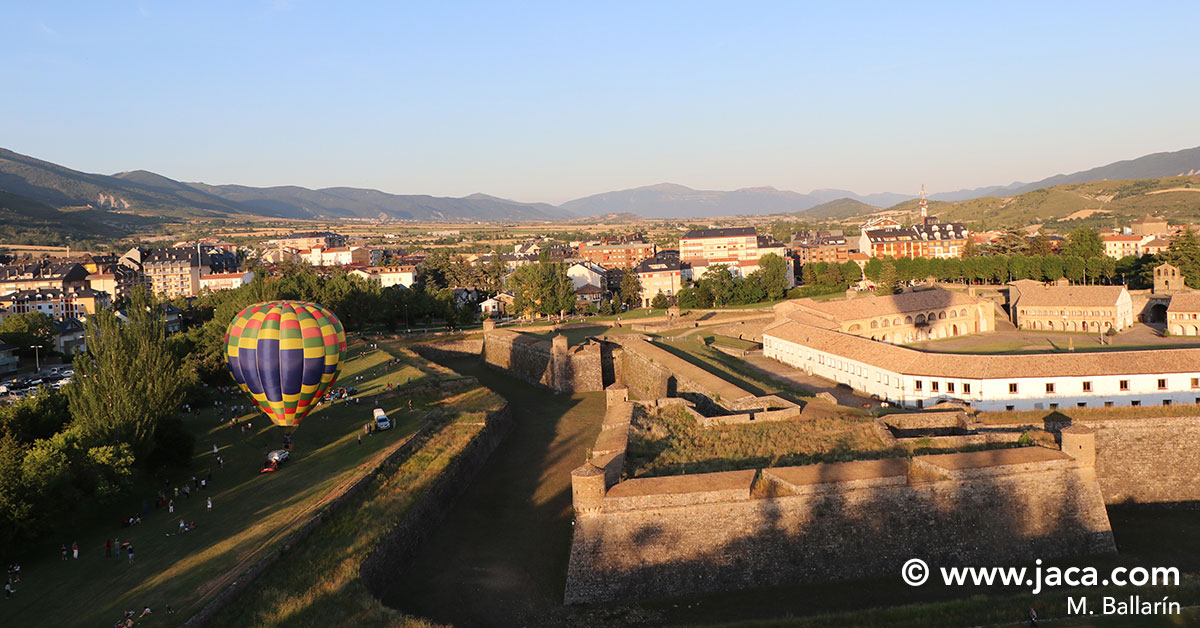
[482,329,606,392]
[565,391,1116,604]
[565,443,1114,604]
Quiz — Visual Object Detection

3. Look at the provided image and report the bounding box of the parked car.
[260,449,290,473]
[372,408,392,431]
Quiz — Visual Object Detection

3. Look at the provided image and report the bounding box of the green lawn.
[2,340,442,628]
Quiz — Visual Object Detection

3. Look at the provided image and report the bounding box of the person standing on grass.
[168,500,174,514]
[127,544,134,564]
[207,497,212,512]
[105,539,112,557]
[72,541,78,559]
[60,544,67,561]
[5,581,13,598]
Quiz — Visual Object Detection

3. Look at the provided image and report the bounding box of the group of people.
[5,563,20,598]
[114,605,160,627]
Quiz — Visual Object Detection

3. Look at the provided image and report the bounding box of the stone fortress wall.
[564,388,1117,604]
[482,328,606,393]
[465,323,1200,605]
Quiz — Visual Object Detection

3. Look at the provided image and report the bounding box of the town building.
[0,287,111,320]
[1131,215,1170,237]
[349,265,417,289]
[1167,292,1200,336]
[791,235,850,265]
[86,263,149,301]
[567,261,607,291]
[266,231,348,250]
[479,292,515,317]
[143,247,238,298]
[681,229,794,286]
[679,227,758,263]
[860,216,903,231]
[858,221,969,259]
[1007,279,1133,332]
[1154,263,1187,294]
[635,257,684,307]
[1142,237,1171,256]
[300,246,376,267]
[0,261,90,295]
[575,283,606,307]
[200,271,255,292]
[54,318,87,355]
[577,241,657,269]
[1101,234,1151,258]
[774,287,994,344]
[0,343,18,375]
[764,318,1200,411]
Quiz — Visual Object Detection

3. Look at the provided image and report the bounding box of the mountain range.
[2,144,1200,232]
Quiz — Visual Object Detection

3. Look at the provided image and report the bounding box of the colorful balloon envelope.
[224,301,346,427]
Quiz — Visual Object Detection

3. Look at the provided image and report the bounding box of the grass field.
[209,383,503,627]
[626,404,893,478]
[0,339,448,628]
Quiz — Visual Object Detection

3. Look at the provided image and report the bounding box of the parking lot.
[0,365,75,399]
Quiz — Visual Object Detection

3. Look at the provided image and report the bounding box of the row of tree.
[797,229,1200,293]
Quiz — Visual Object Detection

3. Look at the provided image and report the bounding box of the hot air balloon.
[224,301,347,428]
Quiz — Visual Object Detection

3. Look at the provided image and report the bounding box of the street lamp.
[31,344,42,373]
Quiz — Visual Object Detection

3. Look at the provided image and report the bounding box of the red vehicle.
[259,449,290,473]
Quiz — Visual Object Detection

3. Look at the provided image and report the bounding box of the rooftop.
[765,318,1200,379]
[681,227,756,240]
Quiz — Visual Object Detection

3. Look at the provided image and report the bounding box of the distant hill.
[1010,146,1200,194]
[0,189,154,245]
[560,183,909,219]
[870,176,1200,230]
[0,147,573,223]
[800,198,880,220]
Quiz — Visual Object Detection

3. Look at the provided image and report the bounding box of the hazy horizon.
[4,1,1199,205]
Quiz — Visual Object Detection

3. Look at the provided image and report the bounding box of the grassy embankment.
[1,338,492,628]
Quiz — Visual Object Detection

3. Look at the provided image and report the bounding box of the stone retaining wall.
[565,445,1114,604]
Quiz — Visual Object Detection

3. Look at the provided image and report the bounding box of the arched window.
[882,319,890,328]
[915,314,926,324]
[905,316,914,324]
[938,311,946,320]
[870,320,878,329]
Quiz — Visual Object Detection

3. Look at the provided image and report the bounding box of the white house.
[567,261,607,291]
[764,318,1200,412]
[200,271,255,292]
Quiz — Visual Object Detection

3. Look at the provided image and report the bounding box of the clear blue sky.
[3,1,1198,204]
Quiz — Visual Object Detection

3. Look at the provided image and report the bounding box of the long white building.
[764,318,1200,412]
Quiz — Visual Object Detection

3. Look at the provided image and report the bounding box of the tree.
[699,265,736,306]
[619,270,643,309]
[508,256,575,318]
[1064,227,1104,259]
[1028,234,1054,256]
[877,257,899,295]
[754,254,790,300]
[650,291,670,309]
[962,239,983,258]
[1162,227,1200,288]
[0,312,58,357]
[67,291,194,461]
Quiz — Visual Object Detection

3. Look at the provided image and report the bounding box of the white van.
[372,408,392,430]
